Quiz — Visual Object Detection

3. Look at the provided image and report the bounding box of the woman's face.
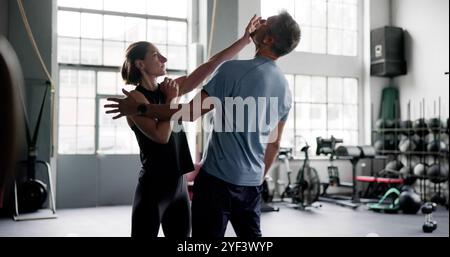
[141,44,167,77]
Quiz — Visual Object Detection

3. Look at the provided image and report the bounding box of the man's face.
[251,15,277,47]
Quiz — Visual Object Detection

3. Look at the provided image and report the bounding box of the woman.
[121,15,261,237]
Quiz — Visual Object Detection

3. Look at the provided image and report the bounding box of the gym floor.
[0,202,448,237]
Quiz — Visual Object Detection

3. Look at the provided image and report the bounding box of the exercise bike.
[280,141,321,210]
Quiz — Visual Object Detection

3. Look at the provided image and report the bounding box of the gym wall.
[206,0,238,58]
[56,155,141,208]
[392,0,449,119]
[0,0,7,37]
[2,0,59,210]
[7,0,54,174]
[392,0,449,206]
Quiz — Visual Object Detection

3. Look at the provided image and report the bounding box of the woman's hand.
[105,89,139,119]
[160,77,179,104]
[242,15,262,44]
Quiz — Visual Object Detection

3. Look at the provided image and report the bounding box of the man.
[106,11,300,238]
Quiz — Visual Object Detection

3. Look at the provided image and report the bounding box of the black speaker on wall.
[371,26,407,77]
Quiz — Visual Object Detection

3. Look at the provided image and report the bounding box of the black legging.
[131,170,191,238]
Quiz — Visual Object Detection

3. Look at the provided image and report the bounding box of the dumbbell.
[421,202,438,233]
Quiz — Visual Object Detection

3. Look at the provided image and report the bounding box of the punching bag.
[0,37,24,208]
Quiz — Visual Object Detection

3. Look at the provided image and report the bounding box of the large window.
[281,75,359,155]
[57,0,189,154]
[261,0,358,56]
[260,0,361,156]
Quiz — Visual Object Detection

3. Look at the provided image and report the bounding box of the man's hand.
[160,77,179,104]
[104,89,139,120]
[243,15,262,44]
[261,174,270,186]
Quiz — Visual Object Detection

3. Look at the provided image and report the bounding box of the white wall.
[364,0,391,144]
[391,0,449,204]
[207,0,238,57]
[392,0,449,120]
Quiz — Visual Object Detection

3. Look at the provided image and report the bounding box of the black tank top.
[130,85,194,177]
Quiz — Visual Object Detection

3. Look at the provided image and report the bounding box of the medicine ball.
[383,133,398,151]
[399,120,413,135]
[398,190,422,214]
[412,135,427,151]
[427,162,449,184]
[414,163,427,177]
[18,179,48,213]
[427,164,443,183]
[399,137,416,152]
[425,155,437,166]
[399,166,411,178]
[385,160,404,172]
[440,133,449,145]
[375,119,386,129]
[399,166,417,185]
[398,155,420,169]
[384,119,399,129]
[400,185,416,193]
[427,118,443,132]
[414,118,428,136]
[425,133,436,144]
[374,140,384,151]
[427,140,448,152]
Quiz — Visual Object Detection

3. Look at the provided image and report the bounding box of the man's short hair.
[267,11,301,57]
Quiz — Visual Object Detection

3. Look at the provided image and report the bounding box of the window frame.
[282,74,360,157]
[56,3,191,155]
[261,0,359,57]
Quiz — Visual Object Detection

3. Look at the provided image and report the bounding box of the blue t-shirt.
[202,56,292,186]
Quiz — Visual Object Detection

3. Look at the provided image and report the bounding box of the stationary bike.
[280,141,321,210]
